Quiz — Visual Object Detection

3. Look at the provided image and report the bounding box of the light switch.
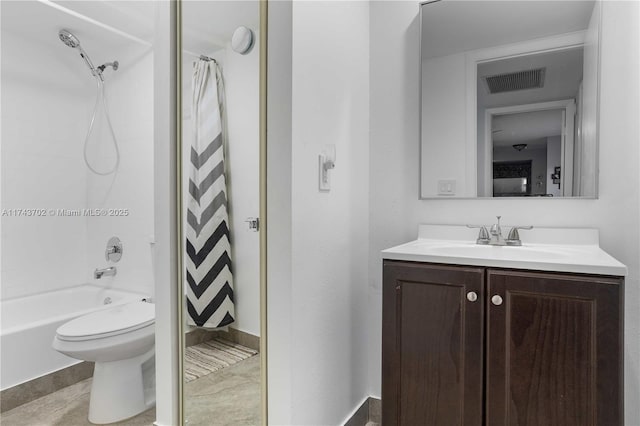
[319,145,336,192]
[437,179,456,196]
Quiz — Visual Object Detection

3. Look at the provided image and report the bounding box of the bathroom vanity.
[381,225,626,426]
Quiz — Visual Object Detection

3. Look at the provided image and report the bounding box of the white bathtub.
[0,285,148,390]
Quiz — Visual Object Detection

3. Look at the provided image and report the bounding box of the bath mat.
[184,338,257,382]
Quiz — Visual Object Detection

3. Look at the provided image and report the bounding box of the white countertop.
[382,225,627,276]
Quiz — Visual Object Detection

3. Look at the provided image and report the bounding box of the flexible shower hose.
[83,78,120,175]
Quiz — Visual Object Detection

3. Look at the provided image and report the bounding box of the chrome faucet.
[505,225,534,246]
[468,216,533,246]
[489,216,505,246]
[94,266,117,279]
[466,225,490,244]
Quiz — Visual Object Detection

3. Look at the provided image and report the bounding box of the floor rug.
[184,338,258,383]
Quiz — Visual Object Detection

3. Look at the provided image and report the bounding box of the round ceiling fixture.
[512,144,528,151]
[231,26,255,55]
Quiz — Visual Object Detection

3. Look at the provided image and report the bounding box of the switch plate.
[319,155,330,191]
[437,179,456,196]
[319,145,336,192]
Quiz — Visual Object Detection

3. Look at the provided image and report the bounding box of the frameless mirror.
[420,0,601,198]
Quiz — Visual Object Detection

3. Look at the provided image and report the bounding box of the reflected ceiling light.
[512,144,528,151]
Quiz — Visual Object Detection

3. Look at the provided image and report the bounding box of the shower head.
[59,29,80,49]
[58,29,101,80]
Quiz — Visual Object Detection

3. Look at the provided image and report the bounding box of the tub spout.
[94,266,117,279]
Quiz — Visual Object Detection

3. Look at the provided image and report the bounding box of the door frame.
[484,99,576,197]
[175,1,269,425]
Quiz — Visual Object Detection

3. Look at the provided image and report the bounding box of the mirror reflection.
[420,0,600,198]
[181,1,261,424]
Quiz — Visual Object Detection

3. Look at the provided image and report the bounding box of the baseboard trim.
[343,396,381,426]
[0,361,94,413]
[343,397,369,426]
[185,327,260,352]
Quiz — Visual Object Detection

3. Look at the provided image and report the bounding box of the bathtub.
[0,285,148,390]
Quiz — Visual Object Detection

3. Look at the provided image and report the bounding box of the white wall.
[221,38,261,337]
[579,1,601,197]
[85,48,155,297]
[268,1,370,424]
[1,5,154,300]
[421,53,468,197]
[1,31,89,300]
[369,3,640,424]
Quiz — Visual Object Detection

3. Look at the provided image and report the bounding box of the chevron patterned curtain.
[186,60,235,328]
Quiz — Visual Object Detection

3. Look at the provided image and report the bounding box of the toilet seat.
[56,301,155,342]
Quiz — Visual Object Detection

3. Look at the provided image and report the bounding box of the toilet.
[52,301,156,424]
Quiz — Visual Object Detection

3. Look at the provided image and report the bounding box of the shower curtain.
[186,60,235,328]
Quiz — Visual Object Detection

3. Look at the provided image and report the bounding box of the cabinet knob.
[491,295,503,306]
[467,291,478,302]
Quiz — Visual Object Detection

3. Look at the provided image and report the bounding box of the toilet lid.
[56,301,155,341]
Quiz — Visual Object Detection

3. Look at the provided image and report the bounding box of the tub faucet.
[94,266,117,279]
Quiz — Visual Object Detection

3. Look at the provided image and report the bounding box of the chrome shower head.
[59,29,80,49]
[58,29,101,80]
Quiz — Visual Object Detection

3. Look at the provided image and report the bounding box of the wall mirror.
[180,1,265,424]
[419,0,601,199]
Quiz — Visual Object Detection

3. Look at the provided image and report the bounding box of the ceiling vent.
[484,68,546,94]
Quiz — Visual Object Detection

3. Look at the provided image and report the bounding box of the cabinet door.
[382,261,484,426]
[486,269,623,426]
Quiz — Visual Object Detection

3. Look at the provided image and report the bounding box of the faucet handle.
[506,226,534,246]
[467,225,490,245]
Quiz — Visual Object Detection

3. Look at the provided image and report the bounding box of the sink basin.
[381,225,627,276]
[415,244,574,260]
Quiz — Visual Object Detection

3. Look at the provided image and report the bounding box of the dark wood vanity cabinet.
[485,269,623,426]
[382,260,624,426]
[382,261,485,426]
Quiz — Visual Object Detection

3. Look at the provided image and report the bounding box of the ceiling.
[421,0,595,59]
[477,47,584,109]
[2,0,260,62]
[182,0,259,55]
[1,1,151,52]
[492,109,563,147]
[1,0,259,87]
[52,0,156,43]
[1,1,152,91]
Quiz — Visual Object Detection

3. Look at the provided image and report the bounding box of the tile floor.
[0,378,154,426]
[1,355,260,426]
[184,355,261,426]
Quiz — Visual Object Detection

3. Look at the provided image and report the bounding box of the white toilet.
[52,301,156,424]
